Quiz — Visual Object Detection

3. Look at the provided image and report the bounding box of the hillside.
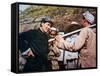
[19,5,96,33]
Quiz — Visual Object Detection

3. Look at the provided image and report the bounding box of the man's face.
[41,22,51,33]
[50,31,57,38]
[80,18,87,27]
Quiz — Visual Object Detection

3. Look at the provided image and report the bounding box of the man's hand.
[55,35,64,42]
[22,48,35,58]
[27,50,35,57]
[48,38,55,43]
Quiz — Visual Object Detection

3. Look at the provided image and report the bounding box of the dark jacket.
[19,28,49,72]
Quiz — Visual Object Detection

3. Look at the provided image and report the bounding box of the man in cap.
[19,16,53,72]
[48,27,61,70]
[55,11,96,68]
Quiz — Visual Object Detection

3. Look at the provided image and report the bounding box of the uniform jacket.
[57,27,96,68]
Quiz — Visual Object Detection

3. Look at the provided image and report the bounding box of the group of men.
[19,11,96,72]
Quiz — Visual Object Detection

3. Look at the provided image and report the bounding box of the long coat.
[19,28,49,72]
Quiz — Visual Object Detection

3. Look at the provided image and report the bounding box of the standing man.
[48,27,60,70]
[19,16,53,72]
[55,11,96,68]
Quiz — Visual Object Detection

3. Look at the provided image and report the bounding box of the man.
[19,16,53,72]
[55,11,96,68]
[48,27,60,70]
